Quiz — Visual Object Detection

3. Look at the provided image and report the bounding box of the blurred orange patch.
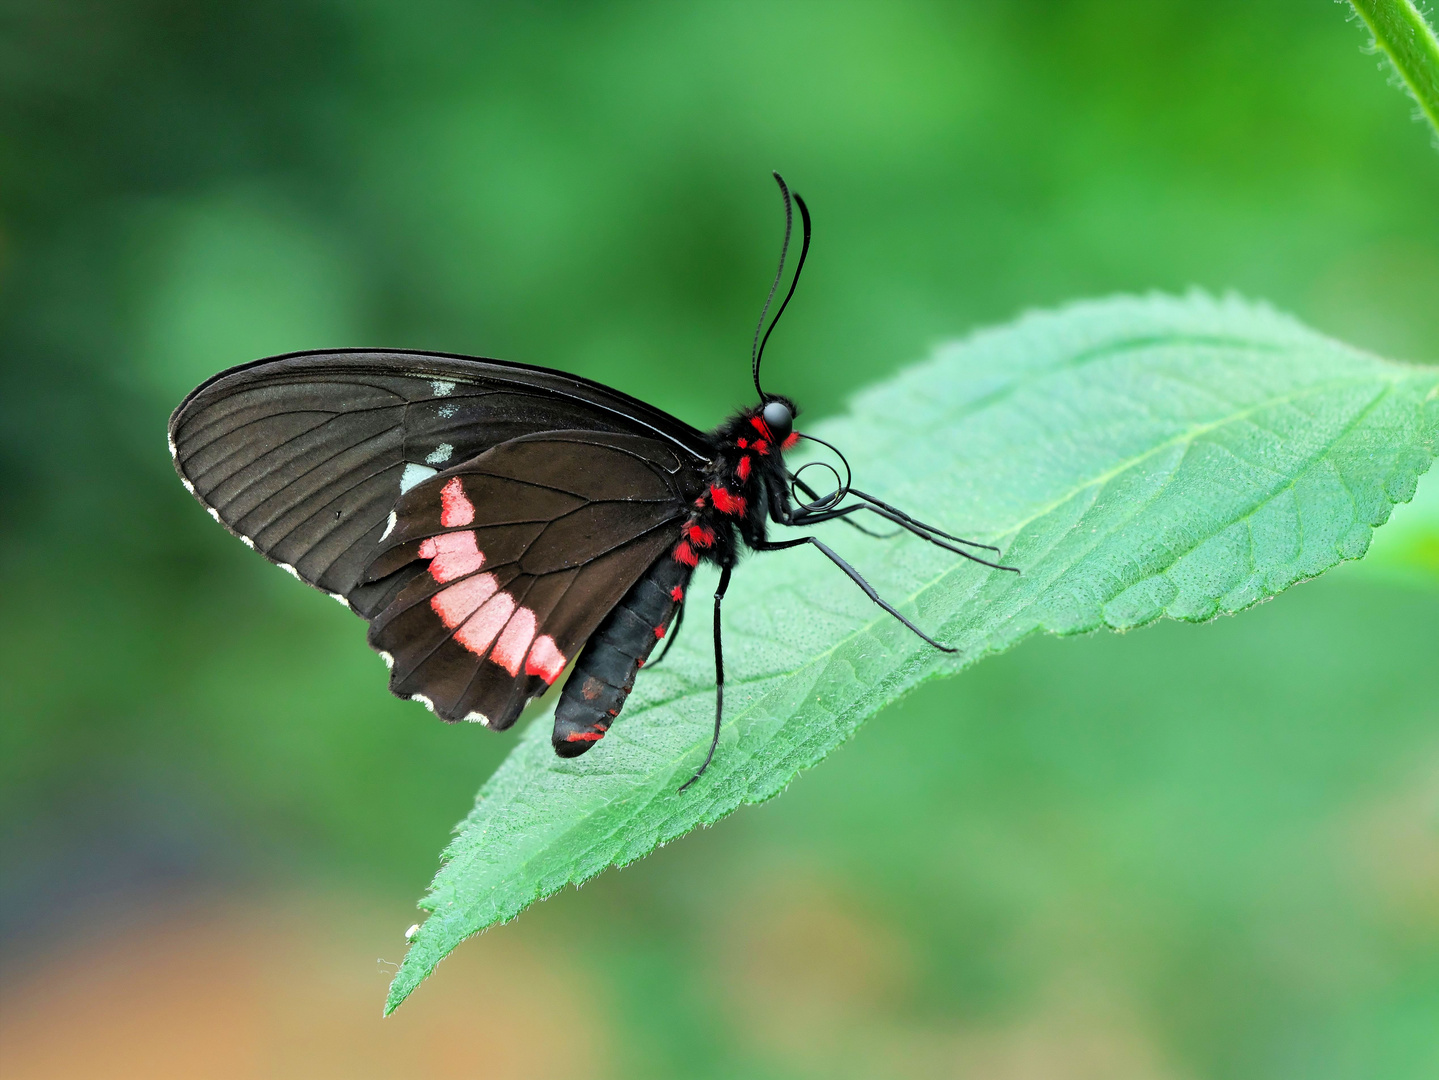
[0,891,607,1080]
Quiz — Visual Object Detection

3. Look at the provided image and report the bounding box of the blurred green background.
[2,2,1437,1077]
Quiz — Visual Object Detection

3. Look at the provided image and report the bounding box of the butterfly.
[169,174,1017,789]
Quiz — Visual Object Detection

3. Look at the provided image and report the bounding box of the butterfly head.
[738,393,799,453]
[760,399,793,446]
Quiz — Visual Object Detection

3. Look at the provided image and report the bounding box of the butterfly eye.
[761,400,793,444]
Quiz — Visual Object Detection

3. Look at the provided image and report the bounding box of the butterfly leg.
[777,487,1017,572]
[752,536,957,653]
[788,502,1017,571]
[788,473,899,538]
[679,560,733,792]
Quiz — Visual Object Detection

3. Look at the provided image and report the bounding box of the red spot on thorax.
[687,523,715,547]
[673,540,700,566]
[669,585,685,602]
[737,436,748,449]
[736,455,751,481]
[781,432,799,450]
[749,415,773,440]
[753,439,769,456]
[710,485,746,516]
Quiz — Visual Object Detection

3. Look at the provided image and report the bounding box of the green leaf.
[386,293,1439,1014]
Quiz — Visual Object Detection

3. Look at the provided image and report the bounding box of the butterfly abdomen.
[552,551,693,756]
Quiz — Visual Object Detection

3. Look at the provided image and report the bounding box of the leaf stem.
[1349,0,1439,141]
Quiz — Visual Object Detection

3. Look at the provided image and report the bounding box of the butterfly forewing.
[168,349,711,603]
[362,430,701,729]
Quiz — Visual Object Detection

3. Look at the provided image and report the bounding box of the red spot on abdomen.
[653,625,666,639]
[687,523,715,547]
[564,730,605,743]
[670,585,684,602]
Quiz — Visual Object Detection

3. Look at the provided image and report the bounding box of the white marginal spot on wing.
[239,535,255,549]
[404,924,421,942]
[430,379,454,397]
[425,443,454,465]
[167,435,178,458]
[437,403,458,419]
[463,711,492,727]
[207,507,221,523]
[328,592,351,609]
[380,510,398,541]
[399,462,437,493]
[182,478,195,494]
[410,694,435,712]
[278,563,301,580]
[379,651,395,670]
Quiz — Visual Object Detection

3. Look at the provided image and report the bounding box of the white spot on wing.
[430,380,454,397]
[167,435,178,458]
[404,924,421,942]
[207,507,221,523]
[379,651,395,670]
[463,711,492,727]
[425,443,454,465]
[437,403,457,419]
[278,563,301,580]
[380,510,397,541]
[400,462,437,493]
[239,535,255,549]
[410,694,435,712]
[329,592,351,609]
[182,478,195,494]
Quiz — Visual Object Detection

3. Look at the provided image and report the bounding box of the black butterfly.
[169,174,1016,789]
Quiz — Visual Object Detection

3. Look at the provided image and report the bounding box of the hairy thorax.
[670,401,800,572]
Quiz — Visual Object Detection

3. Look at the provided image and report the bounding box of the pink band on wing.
[525,635,566,683]
[419,530,484,583]
[430,572,498,629]
[491,606,537,676]
[439,476,475,527]
[455,591,515,656]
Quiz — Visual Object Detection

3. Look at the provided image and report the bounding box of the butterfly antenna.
[751,172,812,399]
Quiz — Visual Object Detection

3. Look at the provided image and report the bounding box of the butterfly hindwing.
[168,349,711,606]
[362,430,701,729]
